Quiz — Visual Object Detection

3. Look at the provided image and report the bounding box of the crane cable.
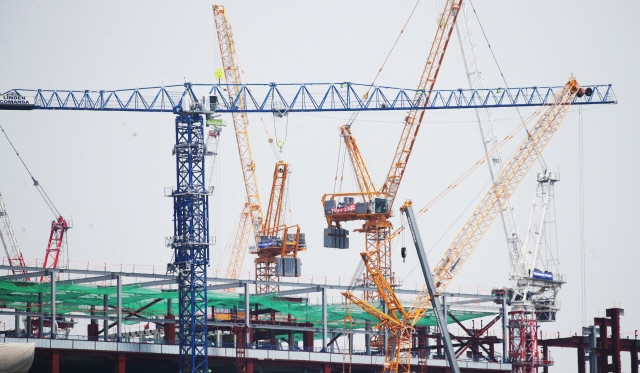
[348,0,421,128]
[467,0,547,170]
[0,124,61,218]
[579,105,587,326]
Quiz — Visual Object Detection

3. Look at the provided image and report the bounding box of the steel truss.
[4,83,615,113]
[170,114,210,373]
[509,311,542,373]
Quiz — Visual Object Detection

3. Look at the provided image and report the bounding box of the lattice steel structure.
[508,311,541,373]
[171,114,210,373]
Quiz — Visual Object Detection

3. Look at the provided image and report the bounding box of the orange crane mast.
[323,0,464,302]
[344,78,587,373]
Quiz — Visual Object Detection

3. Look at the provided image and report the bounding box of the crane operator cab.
[323,196,390,249]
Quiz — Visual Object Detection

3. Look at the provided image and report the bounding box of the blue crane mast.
[0,82,615,373]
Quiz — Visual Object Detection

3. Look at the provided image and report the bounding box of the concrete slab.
[139,344,162,354]
[161,344,179,355]
[268,350,289,360]
[73,341,96,350]
[288,351,310,361]
[96,341,118,351]
[309,351,331,362]
[50,339,72,349]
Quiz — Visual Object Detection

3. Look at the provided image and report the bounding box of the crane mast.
[454,3,563,326]
[323,0,464,312]
[0,190,27,274]
[454,3,524,280]
[514,170,563,320]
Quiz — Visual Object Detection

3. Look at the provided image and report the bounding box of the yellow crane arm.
[223,204,252,283]
[408,78,583,324]
[263,162,289,236]
[340,125,379,200]
[341,291,402,328]
[213,5,263,240]
[360,252,408,321]
[378,0,464,208]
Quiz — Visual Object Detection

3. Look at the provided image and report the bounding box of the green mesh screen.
[0,280,495,329]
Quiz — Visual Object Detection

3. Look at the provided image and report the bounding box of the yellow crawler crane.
[344,78,586,372]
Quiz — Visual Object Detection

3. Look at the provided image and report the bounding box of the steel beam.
[403,203,460,373]
[0,270,48,281]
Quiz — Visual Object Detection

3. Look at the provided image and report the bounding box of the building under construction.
[0,2,628,373]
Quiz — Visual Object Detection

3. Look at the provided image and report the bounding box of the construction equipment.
[344,78,587,372]
[322,0,465,305]
[213,5,305,293]
[40,216,69,282]
[0,190,27,275]
[401,200,460,373]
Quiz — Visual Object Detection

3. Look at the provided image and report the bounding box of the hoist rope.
[0,124,61,218]
[579,105,587,326]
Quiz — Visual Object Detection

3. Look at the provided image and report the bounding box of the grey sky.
[1,1,638,370]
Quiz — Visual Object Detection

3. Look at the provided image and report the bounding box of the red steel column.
[631,342,638,373]
[578,343,586,373]
[247,359,254,373]
[607,308,622,373]
[323,363,331,373]
[113,353,125,373]
[164,314,176,345]
[51,350,60,373]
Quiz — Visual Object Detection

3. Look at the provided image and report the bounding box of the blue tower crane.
[0,81,615,373]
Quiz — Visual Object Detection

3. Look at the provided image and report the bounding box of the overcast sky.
[1,1,638,370]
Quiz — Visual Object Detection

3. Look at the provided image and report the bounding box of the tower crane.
[322,0,464,303]
[454,5,563,369]
[1,21,612,370]
[213,5,305,294]
[0,190,27,275]
[343,78,589,373]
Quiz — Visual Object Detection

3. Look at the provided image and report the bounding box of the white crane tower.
[454,3,563,320]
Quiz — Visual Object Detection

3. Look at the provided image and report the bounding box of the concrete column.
[116,275,122,340]
[382,301,388,353]
[365,322,371,355]
[37,293,43,338]
[425,326,431,358]
[349,332,353,355]
[244,283,251,346]
[502,296,508,363]
[26,302,32,337]
[103,294,109,341]
[329,332,335,353]
[50,272,56,338]
[321,287,327,351]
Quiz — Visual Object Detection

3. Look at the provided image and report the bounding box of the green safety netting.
[0,280,495,333]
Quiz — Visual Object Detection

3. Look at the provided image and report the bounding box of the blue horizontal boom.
[2,82,616,113]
